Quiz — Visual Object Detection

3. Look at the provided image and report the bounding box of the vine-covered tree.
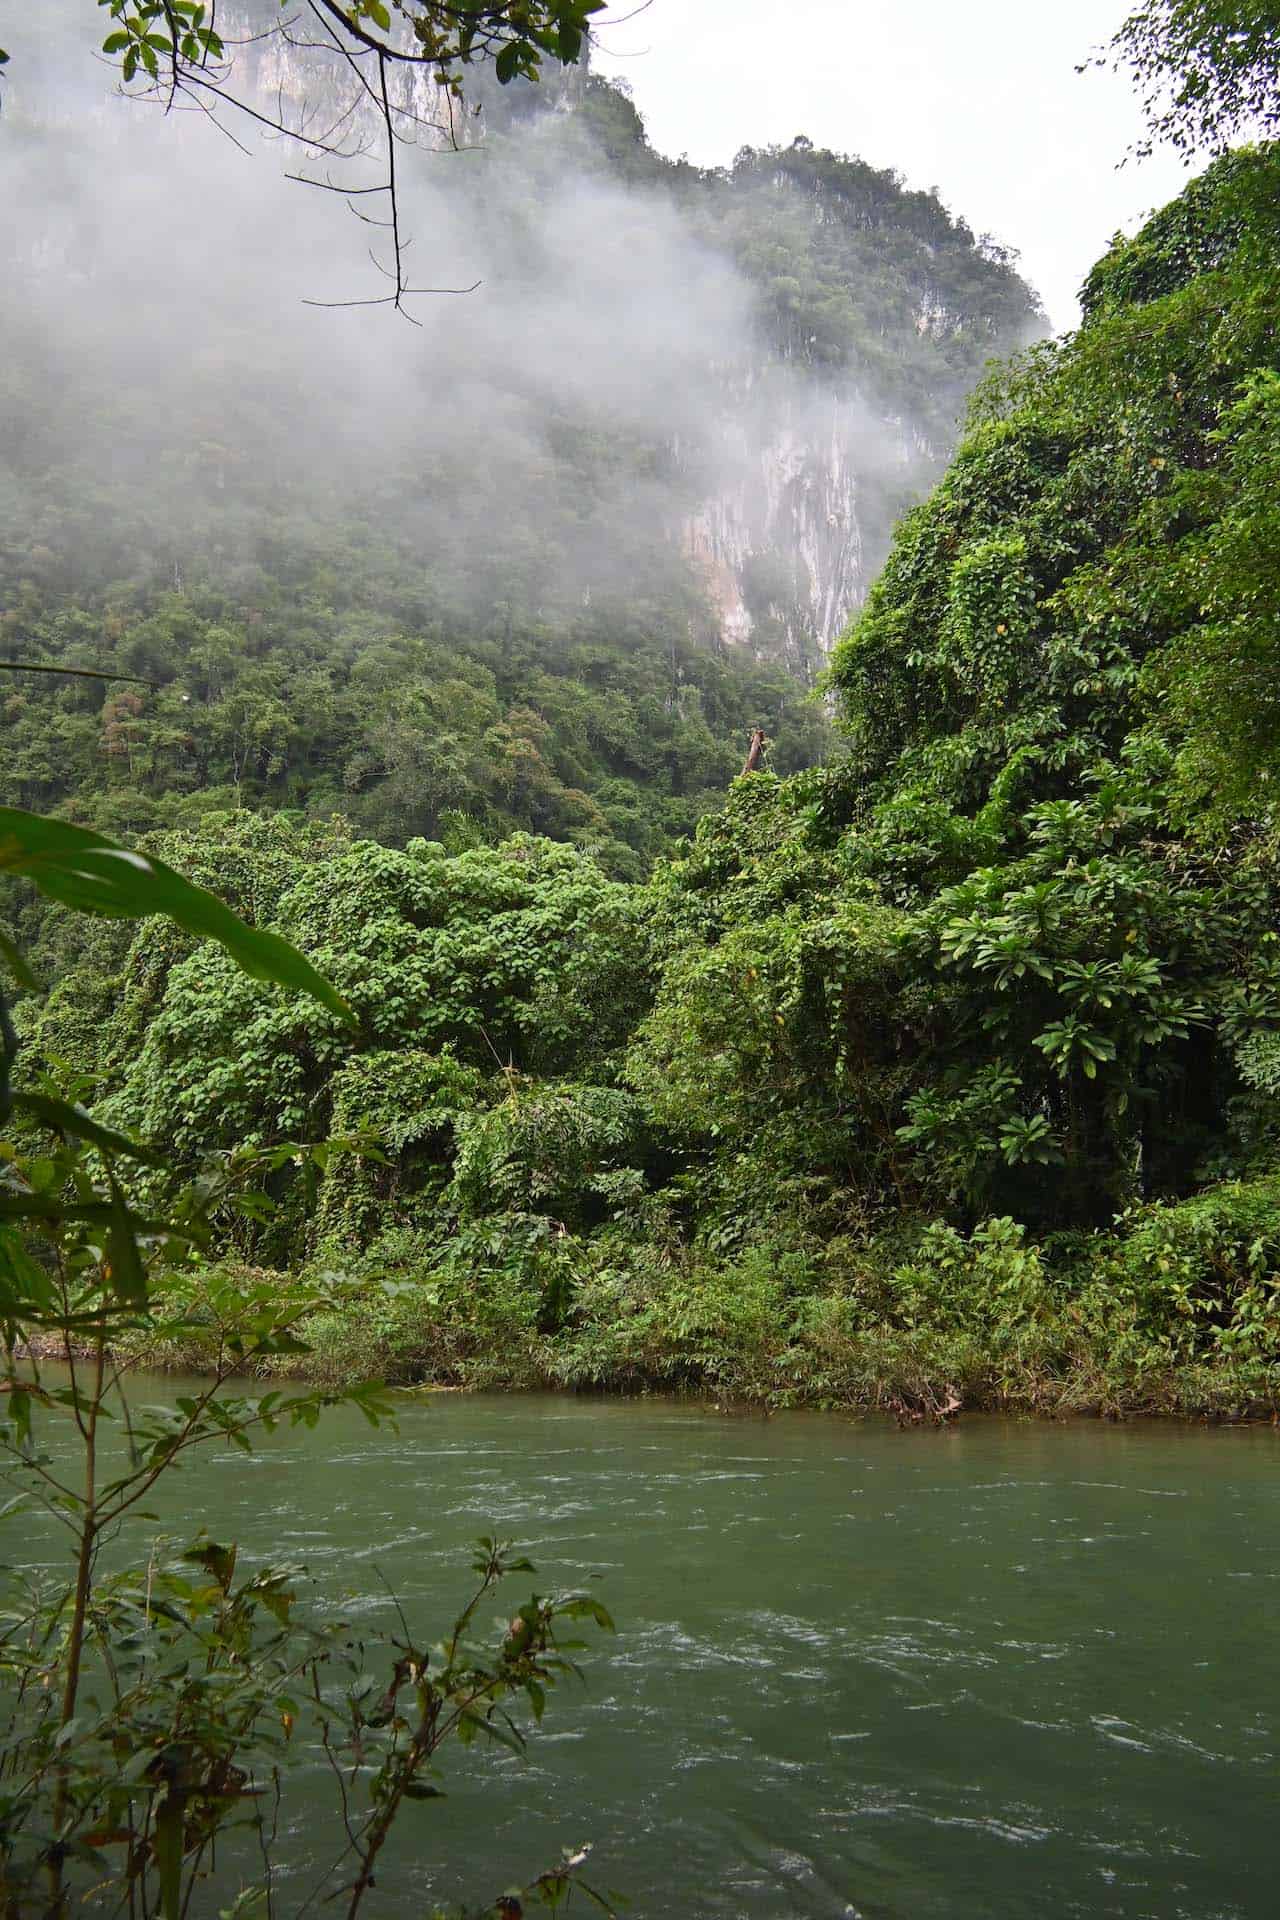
[1110,1,1280,156]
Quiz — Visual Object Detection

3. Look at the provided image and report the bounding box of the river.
[15,1386,1279,1917]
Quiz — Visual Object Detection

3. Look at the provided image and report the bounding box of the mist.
[4,14,739,628]
[2,5,1041,667]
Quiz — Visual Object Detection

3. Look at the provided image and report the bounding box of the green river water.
[17,1386,1280,1918]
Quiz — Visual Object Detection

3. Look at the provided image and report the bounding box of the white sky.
[591,0,1191,331]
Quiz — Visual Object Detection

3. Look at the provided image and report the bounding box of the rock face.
[684,447,866,670]
[679,377,942,672]
[237,18,479,152]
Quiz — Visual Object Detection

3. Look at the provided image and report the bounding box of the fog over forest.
[3,3,1042,665]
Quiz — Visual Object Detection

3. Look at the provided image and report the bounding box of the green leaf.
[559,1595,616,1632]
[3,1387,32,1448]
[363,0,391,31]
[244,1327,311,1356]
[494,40,522,84]
[0,1190,202,1262]
[183,1537,237,1592]
[12,1092,163,1165]
[0,809,355,1025]
[0,929,36,990]
[0,1193,113,1223]
[106,1167,148,1305]
[253,1576,295,1624]
[0,1228,55,1314]
[463,1709,524,1754]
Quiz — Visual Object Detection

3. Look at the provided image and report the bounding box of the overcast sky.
[592,0,1190,330]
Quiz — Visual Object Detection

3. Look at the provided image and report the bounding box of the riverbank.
[113,1256,1280,1422]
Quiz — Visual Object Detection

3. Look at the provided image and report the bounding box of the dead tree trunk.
[741,727,768,775]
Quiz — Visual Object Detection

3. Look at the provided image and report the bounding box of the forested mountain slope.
[27,145,1280,1414]
[1,25,1040,872]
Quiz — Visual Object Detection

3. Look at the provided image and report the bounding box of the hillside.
[26,144,1280,1415]
[1,25,1040,873]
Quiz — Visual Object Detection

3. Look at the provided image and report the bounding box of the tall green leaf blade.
[0,1195,202,1246]
[105,1167,149,1306]
[0,660,158,686]
[0,929,37,990]
[0,1226,54,1314]
[154,1795,183,1920]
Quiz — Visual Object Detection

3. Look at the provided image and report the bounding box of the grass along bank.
[121,1184,1280,1421]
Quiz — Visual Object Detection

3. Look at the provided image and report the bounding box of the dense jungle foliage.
[13,142,1280,1417]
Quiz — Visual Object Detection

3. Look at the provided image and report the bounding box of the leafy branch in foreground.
[0,799,356,1277]
[314,1533,615,1920]
[0,1128,615,1916]
[1106,1,1280,158]
[0,721,616,1914]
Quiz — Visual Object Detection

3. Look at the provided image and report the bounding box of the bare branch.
[92,1,601,312]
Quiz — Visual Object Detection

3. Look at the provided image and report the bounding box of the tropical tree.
[1110,1,1280,156]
